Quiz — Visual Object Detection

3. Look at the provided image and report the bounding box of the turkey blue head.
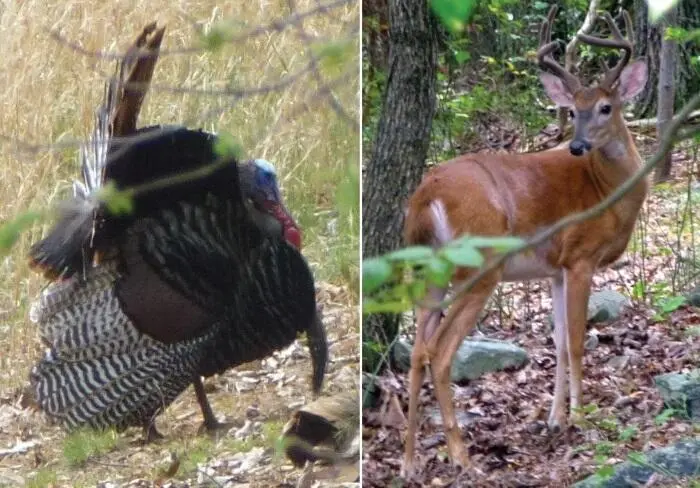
[242,159,302,249]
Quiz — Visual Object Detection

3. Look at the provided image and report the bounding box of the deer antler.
[577,10,633,90]
[537,5,582,93]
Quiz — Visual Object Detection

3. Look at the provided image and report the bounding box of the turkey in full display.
[26,23,328,440]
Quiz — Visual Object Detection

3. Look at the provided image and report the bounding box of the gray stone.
[686,290,700,307]
[426,406,478,428]
[654,369,700,421]
[361,373,381,409]
[587,290,630,323]
[548,289,630,330]
[392,338,412,373]
[392,338,528,382]
[574,438,700,488]
[450,338,528,382]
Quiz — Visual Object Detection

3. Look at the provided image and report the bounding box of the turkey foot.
[193,376,233,435]
[141,422,165,444]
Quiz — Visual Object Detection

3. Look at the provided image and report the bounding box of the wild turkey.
[27,23,327,440]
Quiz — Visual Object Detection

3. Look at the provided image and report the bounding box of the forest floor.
[362,141,700,487]
[0,282,359,488]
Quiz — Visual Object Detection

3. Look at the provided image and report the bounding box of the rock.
[450,338,528,382]
[573,438,700,487]
[584,333,599,351]
[393,338,527,382]
[587,290,629,323]
[392,338,412,372]
[548,289,630,330]
[606,355,630,370]
[426,406,478,428]
[654,369,700,421]
[361,373,381,409]
[686,286,700,307]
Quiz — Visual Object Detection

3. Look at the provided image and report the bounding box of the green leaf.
[598,418,618,432]
[408,279,427,301]
[213,132,244,160]
[430,0,477,34]
[99,182,134,216]
[533,1,549,10]
[440,244,484,267]
[659,295,686,313]
[449,235,524,252]
[385,246,434,263]
[454,50,470,64]
[426,256,454,287]
[627,451,647,466]
[0,211,43,255]
[595,464,615,480]
[619,425,638,441]
[654,408,676,425]
[362,258,393,295]
[362,297,412,314]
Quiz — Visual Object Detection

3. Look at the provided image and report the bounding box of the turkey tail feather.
[27,22,164,280]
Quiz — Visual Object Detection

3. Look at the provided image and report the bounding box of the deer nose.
[569,140,591,156]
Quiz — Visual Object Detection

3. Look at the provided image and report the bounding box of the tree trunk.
[630,0,699,118]
[653,3,678,183]
[362,0,439,369]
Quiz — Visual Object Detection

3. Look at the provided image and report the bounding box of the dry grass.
[0,1,359,486]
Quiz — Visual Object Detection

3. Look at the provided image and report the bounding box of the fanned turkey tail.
[28,23,165,280]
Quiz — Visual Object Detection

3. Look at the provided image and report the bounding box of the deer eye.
[600,104,612,115]
[569,109,575,119]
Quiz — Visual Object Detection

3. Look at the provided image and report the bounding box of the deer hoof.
[547,411,567,433]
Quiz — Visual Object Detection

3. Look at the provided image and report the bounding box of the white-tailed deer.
[401,6,648,476]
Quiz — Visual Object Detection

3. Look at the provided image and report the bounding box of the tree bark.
[653,3,678,183]
[630,0,699,119]
[362,0,439,367]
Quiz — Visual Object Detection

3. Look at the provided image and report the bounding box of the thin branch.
[420,90,700,311]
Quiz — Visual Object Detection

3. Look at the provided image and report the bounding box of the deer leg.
[548,272,569,432]
[428,277,497,468]
[402,287,446,478]
[401,332,427,479]
[565,264,593,423]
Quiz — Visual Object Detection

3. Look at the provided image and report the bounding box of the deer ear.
[617,60,648,101]
[540,72,575,107]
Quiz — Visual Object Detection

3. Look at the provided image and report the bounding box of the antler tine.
[577,10,633,90]
[537,5,581,93]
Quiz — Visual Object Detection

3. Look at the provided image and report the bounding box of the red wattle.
[264,201,302,250]
[284,226,302,250]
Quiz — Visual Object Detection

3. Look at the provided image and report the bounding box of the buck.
[401,6,648,476]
